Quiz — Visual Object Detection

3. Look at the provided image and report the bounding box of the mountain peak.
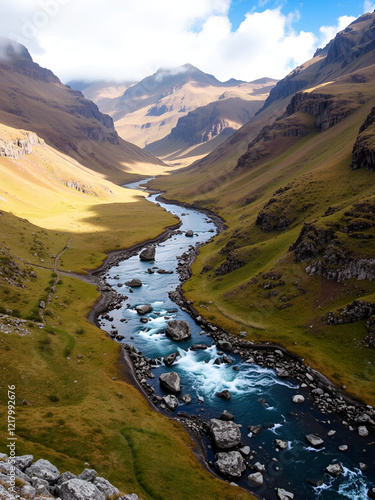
[0,37,33,63]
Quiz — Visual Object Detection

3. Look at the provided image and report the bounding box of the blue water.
[99,180,375,499]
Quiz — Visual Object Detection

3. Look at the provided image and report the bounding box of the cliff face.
[0,132,41,159]
[351,105,375,171]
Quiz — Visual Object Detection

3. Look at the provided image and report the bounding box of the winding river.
[98,180,374,500]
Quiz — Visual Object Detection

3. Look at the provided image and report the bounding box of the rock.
[359,462,367,471]
[165,320,191,341]
[248,472,264,485]
[180,394,192,404]
[185,230,194,237]
[215,389,231,400]
[254,462,265,472]
[163,352,180,367]
[190,344,208,350]
[139,245,156,261]
[275,439,288,450]
[358,425,369,437]
[305,434,324,447]
[214,451,246,478]
[292,394,305,404]
[135,304,153,315]
[277,488,295,500]
[220,410,234,421]
[39,300,45,309]
[325,463,343,477]
[368,487,375,499]
[327,430,336,436]
[125,279,142,287]
[14,454,34,470]
[93,476,120,497]
[276,368,289,378]
[57,471,77,485]
[163,394,178,411]
[240,446,251,457]
[78,469,97,482]
[59,478,105,500]
[159,371,181,393]
[120,495,140,500]
[248,425,261,435]
[21,484,37,498]
[217,340,233,351]
[25,458,60,483]
[338,445,348,452]
[0,484,16,499]
[210,419,241,449]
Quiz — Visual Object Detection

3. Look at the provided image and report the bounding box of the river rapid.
[98,180,374,500]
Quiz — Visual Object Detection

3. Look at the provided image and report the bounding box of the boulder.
[277,488,295,500]
[240,446,251,457]
[93,476,120,497]
[185,230,194,237]
[325,463,343,477]
[0,484,16,500]
[163,394,178,411]
[57,471,77,485]
[305,434,324,448]
[210,418,241,449]
[163,352,179,367]
[190,344,208,350]
[165,320,191,341]
[338,445,348,452]
[180,394,192,404]
[125,279,142,287]
[21,484,37,498]
[220,410,234,421]
[358,425,369,437]
[78,469,97,482]
[25,458,60,483]
[59,478,105,500]
[248,472,264,485]
[217,340,233,351]
[275,439,288,450]
[254,462,265,472]
[139,246,155,261]
[159,371,181,393]
[215,389,231,400]
[135,304,153,315]
[214,451,246,478]
[14,454,34,470]
[292,394,305,404]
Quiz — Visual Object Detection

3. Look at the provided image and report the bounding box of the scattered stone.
[217,340,233,351]
[214,451,246,478]
[248,425,261,435]
[276,368,289,378]
[180,394,192,404]
[277,488,295,500]
[159,371,181,393]
[135,304,153,315]
[305,434,324,448]
[165,320,191,341]
[328,430,336,436]
[358,425,369,437]
[78,468,97,482]
[215,389,231,400]
[14,455,34,470]
[254,462,265,472]
[240,446,251,457]
[210,419,241,449]
[359,462,367,471]
[248,472,264,485]
[185,230,194,237]
[275,439,288,450]
[139,245,156,261]
[25,458,60,483]
[338,445,348,452]
[93,476,120,497]
[163,352,179,367]
[125,279,142,287]
[292,394,305,404]
[325,463,343,477]
[190,343,208,350]
[59,478,105,500]
[163,394,178,411]
[220,410,234,421]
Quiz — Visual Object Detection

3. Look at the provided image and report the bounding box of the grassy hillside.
[150,14,375,406]
[0,122,254,498]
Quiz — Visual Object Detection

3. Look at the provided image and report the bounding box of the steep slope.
[77,66,276,165]
[0,38,165,184]
[150,12,375,404]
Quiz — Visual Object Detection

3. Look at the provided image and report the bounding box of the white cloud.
[0,0,358,84]
[319,15,357,49]
[364,1,375,13]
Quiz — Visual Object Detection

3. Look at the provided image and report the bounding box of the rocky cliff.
[0,132,41,159]
[350,105,375,171]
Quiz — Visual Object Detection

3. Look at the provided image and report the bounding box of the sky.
[0,0,374,84]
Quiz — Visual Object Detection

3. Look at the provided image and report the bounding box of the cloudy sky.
[1,0,374,83]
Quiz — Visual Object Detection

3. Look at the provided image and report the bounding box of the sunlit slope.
[0,39,166,184]
[150,13,375,404]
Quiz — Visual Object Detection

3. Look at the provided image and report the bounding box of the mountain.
[0,38,165,184]
[150,12,375,404]
[76,65,276,166]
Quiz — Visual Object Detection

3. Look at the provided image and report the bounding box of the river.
[98,179,374,499]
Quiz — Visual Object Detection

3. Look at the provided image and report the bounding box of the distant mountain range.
[72,65,277,166]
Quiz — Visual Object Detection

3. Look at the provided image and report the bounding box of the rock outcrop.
[0,132,41,159]
[350,105,375,171]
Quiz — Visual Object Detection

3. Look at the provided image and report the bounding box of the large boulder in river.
[325,463,343,477]
[210,418,241,449]
[159,371,181,393]
[163,352,180,367]
[185,230,194,237]
[125,279,142,287]
[135,304,153,315]
[165,320,191,341]
[139,245,156,261]
[162,394,178,411]
[214,451,246,478]
[305,434,324,448]
[59,478,105,500]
